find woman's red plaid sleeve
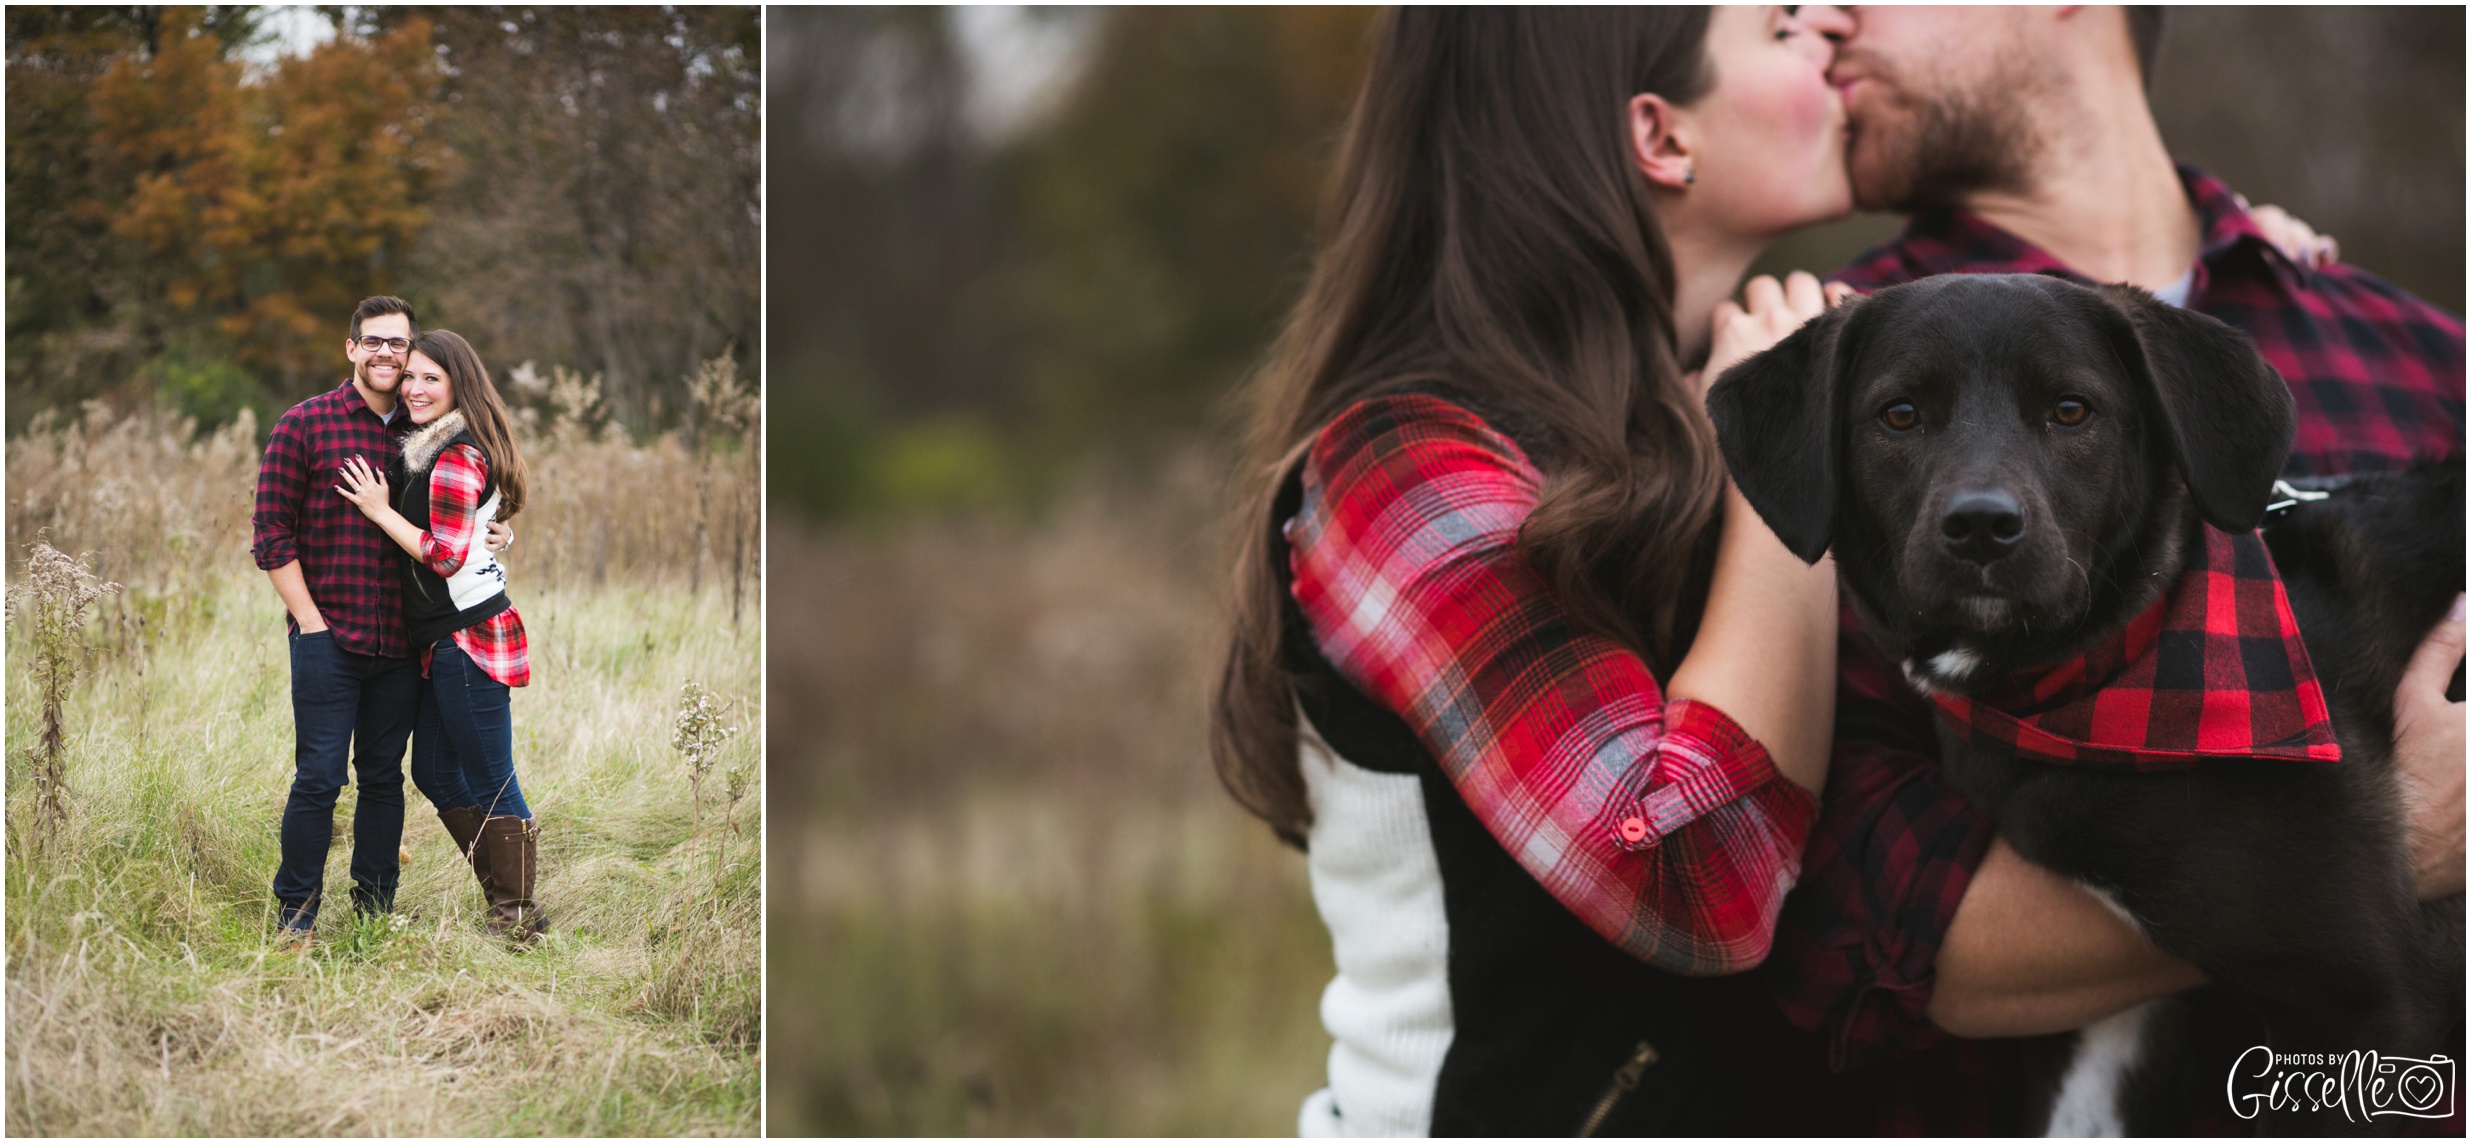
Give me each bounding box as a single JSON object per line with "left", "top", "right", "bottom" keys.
{"left": 419, "top": 444, "right": 487, "bottom": 577}
{"left": 1288, "top": 393, "right": 1819, "bottom": 975}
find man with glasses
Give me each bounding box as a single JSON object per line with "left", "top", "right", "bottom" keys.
{"left": 250, "top": 296, "right": 510, "bottom": 945}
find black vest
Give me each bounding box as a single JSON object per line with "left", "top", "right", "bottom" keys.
{"left": 397, "top": 427, "right": 511, "bottom": 649}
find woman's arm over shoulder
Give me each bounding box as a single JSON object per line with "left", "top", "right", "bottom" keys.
{"left": 1290, "top": 392, "right": 1817, "bottom": 975}
{"left": 420, "top": 443, "right": 490, "bottom": 577}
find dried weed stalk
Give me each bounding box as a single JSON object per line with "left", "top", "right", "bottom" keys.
{"left": 671, "top": 680, "right": 744, "bottom": 873}
{"left": 6, "top": 538, "right": 120, "bottom": 840}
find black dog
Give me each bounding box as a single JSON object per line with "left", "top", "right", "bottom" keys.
{"left": 1705, "top": 273, "right": 2463, "bottom": 1134}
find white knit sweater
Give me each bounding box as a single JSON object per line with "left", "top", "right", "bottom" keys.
{"left": 1294, "top": 719, "right": 1455, "bottom": 1137}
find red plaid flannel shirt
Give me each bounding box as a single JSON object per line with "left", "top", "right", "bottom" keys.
{"left": 416, "top": 443, "right": 530, "bottom": 689}
{"left": 1288, "top": 393, "right": 1818, "bottom": 975}
{"left": 1767, "top": 165, "right": 2465, "bottom": 1132}
{"left": 253, "top": 380, "right": 414, "bottom": 658}
{"left": 1936, "top": 526, "right": 2337, "bottom": 770}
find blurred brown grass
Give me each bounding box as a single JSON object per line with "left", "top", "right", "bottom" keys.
{"left": 767, "top": 452, "right": 1335, "bottom": 1135}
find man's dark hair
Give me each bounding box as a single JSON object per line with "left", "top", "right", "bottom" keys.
{"left": 2128, "top": 7, "right": 2164, "bottom": 89}
{"left": 350, "top": 295, "right": 418, "bottom": 338}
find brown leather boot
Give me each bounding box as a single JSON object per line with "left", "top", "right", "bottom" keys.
{"left": 477, "top": 814, "right": 545, "bottom": 941}
{"left": 436, "top": 805, "right": 493, "bottom": 904}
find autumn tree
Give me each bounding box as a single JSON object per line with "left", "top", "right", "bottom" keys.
{"left": 8, "top": 5, "right": 760, "bottom": 435}
{"left": 4, "top": 8, "right": 258, "bottom": 422}
{"left": 386, "top": 6, "right": 761, "bottom": 432}
{"left": 93, "top": 9, "right": 442, "bottom": 396}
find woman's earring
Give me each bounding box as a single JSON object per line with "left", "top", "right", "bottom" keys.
{"left": 1684, "top": 166, "right": 1696, "bottom": 186}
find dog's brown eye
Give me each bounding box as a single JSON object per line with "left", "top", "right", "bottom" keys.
{"left": 1881, "top": 402, "right": 1919, "bottom": 431}
{"left": 2053, "top": 398, "right": 2090, "bottom": 426}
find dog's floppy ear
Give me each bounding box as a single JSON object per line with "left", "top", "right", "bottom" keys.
{"left": 1704, "top": 298, "right": 1863, "bottom": 564}
{"left": 2096, "top": 284, "right": 2296, "bottom": 532}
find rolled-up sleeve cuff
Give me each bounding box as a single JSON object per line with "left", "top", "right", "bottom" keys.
{"left": 1606, "top": 697, "right": 1818, "bottom": 854}
{"left": 1764, "top": 754, "right": 1997, "bottom": 1071}
{"left": 253, "top": 534, "right": 298, "bottom": 570}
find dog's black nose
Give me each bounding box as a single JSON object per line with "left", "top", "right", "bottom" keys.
{"left": 1940, "top": 491, "right": 2025, "bottom": 563}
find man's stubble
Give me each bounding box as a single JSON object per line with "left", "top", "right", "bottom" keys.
{"left": 1842, "top": 44, "right": 2052, "bottom": 214}
{"left": 355, "top": 356, "right": 402, "bottom": 396}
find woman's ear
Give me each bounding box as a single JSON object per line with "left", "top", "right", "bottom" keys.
{"left": 1628, "top": 93, "right": 1695, "bottom": 192}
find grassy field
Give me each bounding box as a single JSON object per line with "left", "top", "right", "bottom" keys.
{"left": 6, "top": 571, "right": 761, "bottom": 1135}
{"left": 767, "top": 458, "right": 1336, "bottom": 1135}
{"left": 6, "top": 403, "right": 761, "bottom": 1136}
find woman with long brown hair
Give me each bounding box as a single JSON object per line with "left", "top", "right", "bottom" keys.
{"left": 337, "top": 329, "right": 547, "bottom": 943}
{"left": 1209, "top": 7, "right": 1859, "bottom": 1133}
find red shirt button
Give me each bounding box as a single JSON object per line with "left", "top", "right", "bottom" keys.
{"left": 1618, "top": 817, "right": 1648, "bottom": 844}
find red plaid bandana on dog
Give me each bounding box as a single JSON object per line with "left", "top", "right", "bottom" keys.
{"left": 1287, "top": 393, "right": 1816, "bottom": 975}
{"left": 1929, "top": 526, "right": 2339, "bottom": 770}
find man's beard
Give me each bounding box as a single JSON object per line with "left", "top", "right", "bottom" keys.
{"left": 1845, "top": 55, "right": 2044, "bottom": 213}
{"left": 357, "top": 358, "right": 402, "bottom": 393}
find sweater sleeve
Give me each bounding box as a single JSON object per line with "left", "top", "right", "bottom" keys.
{"left": 1287, "top": 393, "right": 1819, "bottom": 975}
{"left": 419, "top": 444, "right": 488, "bottom": 577}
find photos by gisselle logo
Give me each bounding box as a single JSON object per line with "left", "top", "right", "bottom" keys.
{"left": 2227, "top": 1047, "right": 2457, "bottom": 1123}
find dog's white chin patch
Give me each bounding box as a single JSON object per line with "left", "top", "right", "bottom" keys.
{"left": 1903, "top": 647, "right": 1982, "bottom": 693}
{"left": 1928, "top": 647, "right": 1981, "bottom": 684}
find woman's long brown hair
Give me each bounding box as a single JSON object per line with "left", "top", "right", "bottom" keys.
{"left": 1211, "top": 8, "right": 1725, "bottom": 848}
{"left": 414, "top": 329, "right": 530, "bottom": 519}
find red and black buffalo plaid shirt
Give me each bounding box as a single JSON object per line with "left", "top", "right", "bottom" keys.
{"left": 1768, "top": 165, "right": 2464, "bottom": 1133}
{"left": 252, "top": 380, "right": 414, "bottom": 659}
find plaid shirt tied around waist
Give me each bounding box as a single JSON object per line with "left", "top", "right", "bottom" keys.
{"left": 1287, "top": 393, "right": 1816, "bottom": 976}
{"left": 1931, "top": 526, "right": 2338, "bottom": 771}
{"left": 252, "top": 380, "right": 411, "bottom": 658}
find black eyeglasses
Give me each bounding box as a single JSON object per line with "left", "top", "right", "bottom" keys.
{"left": 355, "top": 335, "right": 411, "bottom": 353}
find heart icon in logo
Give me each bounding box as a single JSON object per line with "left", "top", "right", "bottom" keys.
{"left": 2399, "top": 1066, "right": 2443, "bottom": 1110}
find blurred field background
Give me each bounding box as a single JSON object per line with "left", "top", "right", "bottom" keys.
{"left": 769, "top": 6, "right": 2467, "bottom": 1136}
{"left": 6, "top": 6, "right": 760, "bottom": 1135}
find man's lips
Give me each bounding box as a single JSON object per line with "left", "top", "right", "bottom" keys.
{"left": 1826, "top": 55, "right": 1882, "bottom": 99}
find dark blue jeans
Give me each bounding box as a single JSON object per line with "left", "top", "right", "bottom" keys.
{"left": 273, "top": 630, "right": 420, "bottom": 927}
{"left": 411, "top": 638, "right": 531, "bottom": 821}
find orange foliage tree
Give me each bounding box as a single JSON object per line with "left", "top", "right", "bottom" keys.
{"left": 82, "top": 8, "right": 445, "bottom": 397}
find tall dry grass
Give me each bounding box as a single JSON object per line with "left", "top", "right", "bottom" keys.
{"left": 4, "top": 378, "right": 761, "bottom": 1136}
{"left": 768, "top": 452, "right": 1334, "bottom": 1135}
{"left": 6, "top": 359, "right": 760, "bottom": 607}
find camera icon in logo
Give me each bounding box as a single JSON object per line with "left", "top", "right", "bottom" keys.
{"left": 2382, "top": 1055, "right": 2456, "bottom": 1120}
